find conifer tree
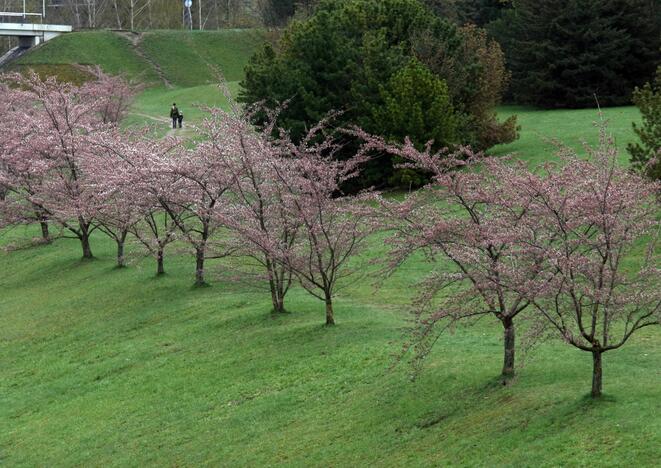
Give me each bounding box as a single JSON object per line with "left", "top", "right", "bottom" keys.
{"left": 501, "top": 0, "right": 660, "bottom": 108}
{"left": 628, "top": 66, "right": 661, "bottom": 180}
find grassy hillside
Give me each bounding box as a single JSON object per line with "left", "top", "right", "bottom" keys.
{"left": 9, "top": 29, "right": 642, "bottom": 165}
{"left": 492, "top": 106, "right": 641, "bottom": 166}
{"left": 123, "top": 83, "right": 239, "bottom": 136}
{"left": 12, "top": 31, "right": 160, "bottom": 83}
{"left": 9, "top": 29, "right": 263, "bottom": 88}
{"left": 0, "top": 223, "right": 659, "bottom": 466}
{"left": 2, "top": 29, "right": 657, "bottom": 465}
{"left": 139, "top": 30, "right": 264, "bottom": 86}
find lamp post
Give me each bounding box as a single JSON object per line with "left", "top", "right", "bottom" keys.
{"left": 183, "top": 0, "right": 192, "bottom": 31}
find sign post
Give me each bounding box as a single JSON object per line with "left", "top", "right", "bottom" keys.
{"left": 183, "top": 0, "right": 192, "bottom": 31}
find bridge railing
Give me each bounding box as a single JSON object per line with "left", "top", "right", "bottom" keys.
{"left": 0, "top": 0, "right": 46, "bottom": 22}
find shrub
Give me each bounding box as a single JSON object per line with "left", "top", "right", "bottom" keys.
{"left": 240, "top": 0, "right": 514, "bottom": 189}
{"left": 372, "top": 59, "right": 458, "bottom": 187}
{"left": 628, "top": 66, "right": 661, "bottom": 181}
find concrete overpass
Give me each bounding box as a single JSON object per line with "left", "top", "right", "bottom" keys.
{"left": 0, "top": 22, "right": 72, "bottom": 48}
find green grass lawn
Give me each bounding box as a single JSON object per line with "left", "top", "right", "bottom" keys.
{"left": 0, "top": 221, "right": 659, "bottom": 466}
{"left": 139, "top": 30, "right": 264, "bottom": 87}
{"left": 8, "top": 29, "right": 262, "bottom": 90}
{"left": 2, "top": 30, "right": 658, "bottom": 466}
{"left": 492, "top": 105, "right": 641, "bottom": 166}
{"left": 12, "top": 31, "right": 160, "bottom": 83}
{"left": 124, "top": 83, "right": 239, "bottom": 136}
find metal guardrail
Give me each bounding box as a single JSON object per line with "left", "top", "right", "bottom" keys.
{"left": 1, "top": 13, "right": 43, "bottom": 16}
{"left": 0, "top": 0, "right": 47, "bottom": 20}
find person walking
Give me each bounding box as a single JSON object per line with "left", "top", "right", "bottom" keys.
{"left": 170, "top": 103, "right": 179, "bottom": 129}
{"left": 177, "top": 111, "right": 184, "bottom": 129}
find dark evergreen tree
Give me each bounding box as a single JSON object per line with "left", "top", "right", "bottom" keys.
{"left": 498, "top": 0, "right": 660, "bottom": 108}
{"left": 257, "top": 0, "right": 319, "bottom": 27}
{"left": 424, "top": 0, "right": 512, "bottom": 26}
{"left": 628, "top": 66, "right": 661, "bottom": 181}
{"left": 258, "top": 0, "right": 296, "bottom": 26}
{"left": 240, "top": 0, "right": 515, "bottom": 189}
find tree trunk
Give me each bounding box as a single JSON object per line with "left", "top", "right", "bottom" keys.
{"left": 79, "top": 219, "right": 93, "bottom": 259}
{"left": 267, "top": 259, "right": 286, "bottom": 313}
{"left": 194, "top": 247, "right": 206, "bottom": 286}
{"left": 325, "top": 293, "right": 335, "bottom": 326}
{"left": 40, "top": 220, "right": 50, "bottom": 242}
{"left": 502, "top": 317, "right": 515, "bottom": 381}
{"left": 156, "top": 249, "right": 165, "bottom": 275}
{"left": 116, "top": 232, "right": 127, "bottom": 268}
{"left": 80, "top": 233, "right": 93, "bottom": 259}
{"left": 591, "top": 349, "right": 603, "bottom": 398}
{"left": 268, "top": 278, "right": 285, "bottom": 313}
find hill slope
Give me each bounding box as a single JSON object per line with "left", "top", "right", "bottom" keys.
{"left": 0, "top": 224, "right": 659, "bottom": 466}
{"left": 11, "top": 31, "right": 160, "bottom": 84}
{"left": 0, "top": 26, "right": 658, "bottom": 466}
{"left": 9, "top": 29, "right": 263, "bottom": 88}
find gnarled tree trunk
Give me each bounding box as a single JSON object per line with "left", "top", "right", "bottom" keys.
{"left": 502, "top": 317, "right": 515, "bottom": 381}
{"left": 591, "top": 349, "right": 603, "bottom": 398}
{"left": 156, "top": 249, "right": 165, "bottom": 275}
{"left": 325, "top": 291, "right": 335, "bottom": 326}
{"left": 78, "top": 219, "right": 93, "bottom": 259}
{"left": 195, "top": 247, "right": 206, "bottom": 286}
{"left": 267, "top": 258, "right": 287, "bottom": 313}
{"left": 40, "top": 220, "right": 50, "bottom": 242}
{"left": 116, "top": 231, "right": 128, "bottom": 268}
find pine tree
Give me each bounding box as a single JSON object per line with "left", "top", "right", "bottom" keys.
{"left": 628, "top": 66, "right": 661, "bottom": 181}
{"left": 502, "top": 0, "right": 660, "bottom": 108}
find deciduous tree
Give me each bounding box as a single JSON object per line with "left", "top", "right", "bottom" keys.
{"left": 268, "top": 119, "right": 377, "bottom": 325}
{"left": 199, "top": 101, "right": 298, "bottom": 313}
{"left": 522, "top": 130, "right": 661, "bottom": 397}
{"left": 91, "top": 131, "right": 182, "bottom": 275}
{"left": 357, "top": 131, "right": 549, "bottom": 381}
{"left": 0, "top": 71, "right": 133, "bottom": 258}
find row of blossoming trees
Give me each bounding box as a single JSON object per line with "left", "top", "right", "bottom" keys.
{"left": 0, "top": 72, "right": 659, "bottom": 398}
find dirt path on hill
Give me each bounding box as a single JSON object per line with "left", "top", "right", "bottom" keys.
{"left": 128, "top": 112, "right": 192, "bottom": 138}
{"left": 113, "top": 31, "right": 173, "bottom": 88}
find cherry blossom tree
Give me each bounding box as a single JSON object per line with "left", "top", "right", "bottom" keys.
{"left": 84, "top": 147, "right": 141, "bottom": 268}
{"left": 356, "top": 132, "right": 549, "bottom": 381}
{"left": 0, "top": 71, "right": 135, "bottom": 259}
{"left": 83, "top": 66, "right": 138, "bottom": 125}
{"left": 131, "top": 210, "right": 179, "bottom": 276}
{"left": 521, "top": 130, "right": 661, "bottom": 397}
{"left": 361, "top": 125, "right": 660, "bottom": 392}
{"left": 199, "top": 103, "right": 298, "bottom": 313}
{"left": 267, "top": 119, "right": 377, "bottom": 326}
{"left": 93, "top": 125, "right": 232, "bottom": 284}
{"left": 0, "top": 81, "right": 53, "bottom": 241}
{"left": 155, "top": 145, "right": 235, "bottom": 286}
{"left": 89, "top": 130, "right": 181, "bottom": 275}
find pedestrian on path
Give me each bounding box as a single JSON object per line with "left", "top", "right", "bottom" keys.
{"left": 170, "top": 103, "right": 179, "bottom": 129}
{"left": 177, "top": 111, "right": 184, "bottom": 129}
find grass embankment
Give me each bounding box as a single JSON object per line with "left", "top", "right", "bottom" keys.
{"left": 12, "top": 31, "right": 160, "bottom": 84}
{"left": 1, "top": 217, "right": 659, "bottom": 466}
{"left": 10, "top": 29, "right": 261, "bottom": 87}
{"left": 139, "top": 30, "right": 264, "bottom": 86}
{"left": 1, "top": 107, "right": 659, "bottom": 466}
{"left": 2, "top": 32, "right": 657, "bottom": 465}
{"left": 7, "top": 29, "right": 262, "bottom": 131}
{"left": 9, "top": 29, "right": 640, "bottom": 162}
{"left": 493, "top": 105, "right": 641, "bottom": 165}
